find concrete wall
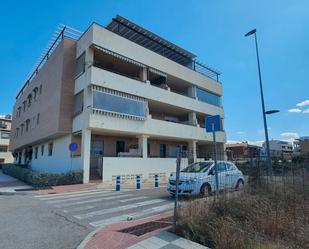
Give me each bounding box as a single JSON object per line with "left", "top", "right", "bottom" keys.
{"left": 102, "top": 157, "right": 188, "bottom": 181}
{"left": 31, "top": 135, "right": 82, "bottom": 173}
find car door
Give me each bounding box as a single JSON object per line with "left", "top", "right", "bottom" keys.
{"left": 225, "top": 162, "right": 237, "bottom": 189}
{"left": 216, "top": 162, "right": 227, "bottom": 190}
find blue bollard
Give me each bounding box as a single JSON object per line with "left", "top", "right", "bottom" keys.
{"left": 136, "top": 175, "right": 141, "bottom": 190}
{"left": 154, "top": 174, "right": 159, "bottom": 188}
{"left": 116, "top": 176, "right": 121, "bottom": 192}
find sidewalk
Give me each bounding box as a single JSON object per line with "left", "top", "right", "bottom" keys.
{"left": 79, "top": 212, "right": 209, "bottom": 249}
{"left": 0, "top": 170, "right": 32, "bottom": 192}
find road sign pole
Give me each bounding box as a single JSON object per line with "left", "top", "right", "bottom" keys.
{"left": 212, "top": 123, "right": 219, "bottom": 195}
{"left": 173, "top": 147, "right": 181, "bottom": 231}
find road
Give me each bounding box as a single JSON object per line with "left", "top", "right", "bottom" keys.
{"left": 0, "top": 187, "right": 173, "bottom": 249}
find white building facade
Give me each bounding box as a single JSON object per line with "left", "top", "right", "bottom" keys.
{"left": 0, "top": 115, "right": 14, "bottom": 164}
{"left": 10, "top": 16, "right": 226, "bottom": 183}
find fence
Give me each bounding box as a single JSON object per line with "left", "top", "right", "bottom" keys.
{"left": 172, "top": 149, "right": 309, "bottom": 249}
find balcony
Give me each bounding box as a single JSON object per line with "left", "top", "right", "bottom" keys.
{"left": 90, "top": 66, "right": 224, "bottom": 117}
{"left": 88, "top": 110, "right": 226, "bottom": 143}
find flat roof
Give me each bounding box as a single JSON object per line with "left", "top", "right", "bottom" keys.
{"left": 106, "top": 15, "right": 196, "bottom": 66}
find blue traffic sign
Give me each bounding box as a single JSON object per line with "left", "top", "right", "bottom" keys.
{"left": 69, "top": 142, "right": 78, "bottom": 152}
{"left": 205, "top": 115, "right": 222, "bottom": 132}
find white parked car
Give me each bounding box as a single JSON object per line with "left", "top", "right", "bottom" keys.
{"left": 167, "top": 161, "right": 244, "bottom": 197}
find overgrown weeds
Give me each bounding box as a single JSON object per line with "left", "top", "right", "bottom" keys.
{"left": 176, "top": 175, "right": 309, "bottom": 249}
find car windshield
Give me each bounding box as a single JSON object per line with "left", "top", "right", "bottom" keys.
{"left": 181, "top": 162, "right": 213, "bottom": 173}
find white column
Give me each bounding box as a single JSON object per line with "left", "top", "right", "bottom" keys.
{"left": 188, "top": 140, "right": 197, "bottom": 162}
{"left": 188, "top": 112, "right": 197, "bottom": 126}
{"left": 81, "top": 129, "right": 91, "bottom": 183}
{"left": 138, "top": 135, "right": 148, "bottom": 158}
{"left": 187, "top": 86, "right": 197, "bottom": 99}
{"left": 140, "top": 67, "right": 148, "bottom": 82}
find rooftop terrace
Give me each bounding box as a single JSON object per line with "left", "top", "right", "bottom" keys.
{"left": 16, "top": 16, "right": 221, "bottom": 100}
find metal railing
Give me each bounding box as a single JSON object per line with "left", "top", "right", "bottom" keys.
{"left": 16, "top": 25, "right": 82, "bottom": 100}
{"left": 190, "top": 60, "right": 221, "bottom": 82}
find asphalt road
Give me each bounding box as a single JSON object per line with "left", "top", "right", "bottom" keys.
{"left": 0, "top": 188, "right": 173, "bottom": 249}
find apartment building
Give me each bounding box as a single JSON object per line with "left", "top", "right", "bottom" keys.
{"left": 262, "top": 140, "right": 293, "bottom": 159}
{"left": 10, "top": 16, "right": 226, "bottom": 183}
{"left": 226, "top": 142, "right": 261, "bottom": 159}
{"left": 0, "top": 115, "right": 14, "bottom": 164}
{"left": 294, "top": 136, "right": 309, "bottom": 155}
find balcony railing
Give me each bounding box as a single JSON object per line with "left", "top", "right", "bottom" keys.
{"left": 16, "top": 25, "right": 82, "bottom": 100}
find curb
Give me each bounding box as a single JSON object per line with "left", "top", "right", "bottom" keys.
{"left": 76, "top": 227, "right": 102, "bottom": 249}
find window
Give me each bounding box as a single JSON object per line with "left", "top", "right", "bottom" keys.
{"left": 23, "top": 101, "right": 27, "bottom": 112}
{"left": 27, "top": 94, "right": 32, "bottom": 107}
{"left": 17, "top": 107, "right": 22, "bottom": 117}
{"left": 75, "top": 52, "right": 85, "bottom": 78}
{"left": 39, "top": 84, "right": 42, "bottom": 95}
{"left": 33, "top": 87, "right": 38, "bottom": 101}
{"left": 74, "top": 91, "right": 84, "bottom": 115}
{"left": 0, "top": 146, "right": 8, "bottom": 152}
{"left": 34, "top": 147, "right": 38, "bottom": 159}
{"left": 160, "top": 144, "right": 166, "bottom": 158}
{"left": 25, "top": 119, "right": 30, "bottom": 132}
{"left": 48, "top": 143, "right": 53, "bottom": 156}
{"left": 37, "top": 113, "right": 40, "bottom": 125}
{"left": 1, "top": 132, "right": 10, "bottom": 139}
{"left": 116, "top": 141, "right": 125, "bottom": 155}
{"left": 217, "top": 162, "right": 227, "bottom": 172}
{"left": 20, "top": 124, "right": 24, "bottom": 136}
{"left": 41, "top": 144, "right": 44, "bottom": 156}
{"left": 196, "top": 88, "right": 222, "bottom": 107}
{"left": 93, "top": 90, "right": 146, "bottom": 117}
{"left": 16, "top": 128, "right": 19, "bottom": 137}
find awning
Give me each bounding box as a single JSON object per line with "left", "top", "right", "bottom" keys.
{"left": 93, "top": 44, "right": 145, "bottom": 68}
{"left": 149, "top": 67, "right": 167, "bottom": 78}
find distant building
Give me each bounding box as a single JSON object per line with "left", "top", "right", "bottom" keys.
{"left": 263, "top": 140, "right": 293, "bottom": 159}
{"left": 0, "top": 115, "right": 14, "bottom": 164}
{"left": 294, "top": 136, "right": 309, "bottom": 155}
{"left": 226, "top": 142, "right": 261, "bottom": 159}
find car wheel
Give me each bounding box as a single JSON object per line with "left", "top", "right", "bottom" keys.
{"left": 200, "top": 183, "right": 211, "bottom": 197}
{"left": 236, "top": 179, "right": 244, "bottom": 191}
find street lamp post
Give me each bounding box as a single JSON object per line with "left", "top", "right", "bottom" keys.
{"left": 245, "top": 29, "right": 273, "bottom": 176}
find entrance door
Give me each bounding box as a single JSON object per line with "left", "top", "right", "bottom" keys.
{"left": 116, "top": 141, "right": 125, "bottom": 156}
{"left": 90, "top": 140, "right": 104, "bottom": 180}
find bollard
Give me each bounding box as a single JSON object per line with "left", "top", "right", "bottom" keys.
{"left": 136, "top": 175, "right": 141, "bottom": 190}
{"left": 116, "top": 176, "right": 121, "bottom": 192}
{"left": 154, "top": 174, "right": 159, "bottom": 188}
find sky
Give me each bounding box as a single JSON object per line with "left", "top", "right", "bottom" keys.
{"left": 0, "top": 0, "right": 308, "bottom": 144}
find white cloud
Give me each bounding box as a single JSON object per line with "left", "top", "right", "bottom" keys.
{"left": 236, "top": 131, "right": 245, "bottom": 135}
{"left": 280, "top": 132, "right": 299, "bottom": 142}
{"left": 296, "top": 100, "right": 309, "bottom": 107}
{"left": 288, "top": 108, "right": 302, "bottom": 113}
{"left": 303, "top": 109, "right": 309, "bottom": 113}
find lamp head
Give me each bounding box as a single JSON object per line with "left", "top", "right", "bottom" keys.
{"left": 245, "top": 29, "right": 257, "bottom": 37}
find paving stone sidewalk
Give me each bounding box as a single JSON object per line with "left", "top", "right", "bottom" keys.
{"left": 128, "top": 231, "right": 209, "bottom": 249}
{"left": 0, "top": 170, "right": 32, "bottom": 192}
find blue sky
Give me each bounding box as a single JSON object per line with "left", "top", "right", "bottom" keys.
{"left": 0, "top": 0, "right": 308, "bottom": 144}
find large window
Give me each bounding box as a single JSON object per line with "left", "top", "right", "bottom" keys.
{"left": 0, "top": 146, "right": 8, "bottom": 152}
{"left": 74, "top": 91, "right": 84, "bottom": 116}
{"left": 196, "top": 88, "right": 222, "bottom": 107}
{"left": 93, "top": 90, "right": 146, "bottom": 118}
{"left": 75, "top": 52, "right": 85, "bottom": 78}
{"left": 48, "top": 143, "right": 53, "bottom": 156}
{"left": 1, "top": 132, "right": 10, "bottom": 139}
